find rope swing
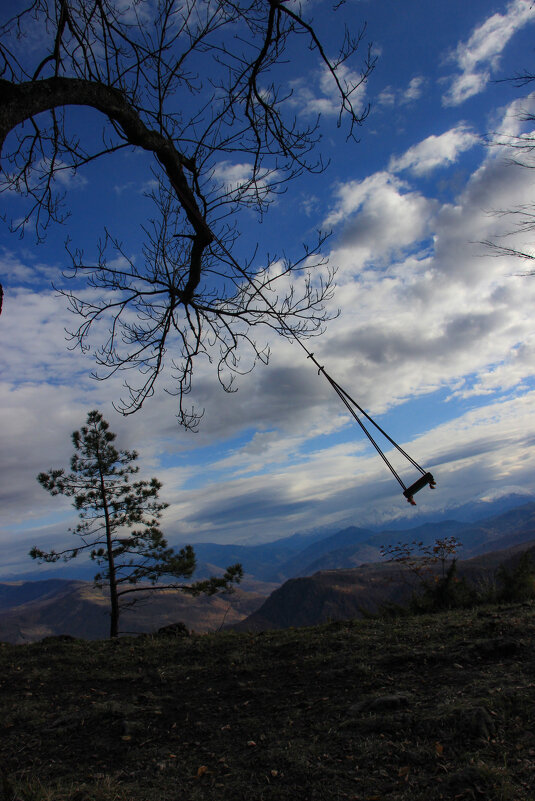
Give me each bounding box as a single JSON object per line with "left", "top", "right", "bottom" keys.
{"left": 305, "top": 352, "right": 436, "bottom": 505}
{"left": 212, "top": 237, "right": 437, "bottom": 505}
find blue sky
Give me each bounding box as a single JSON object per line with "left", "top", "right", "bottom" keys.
{"left": 2, "top": 0, "right": 535, "bottom": 577}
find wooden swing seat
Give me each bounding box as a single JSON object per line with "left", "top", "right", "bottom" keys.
{"left": 403, "top": 472, "right": 436, "bottom": 505}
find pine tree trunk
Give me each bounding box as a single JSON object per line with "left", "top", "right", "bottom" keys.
{"left": 97, "top": 460, "right": 120, "bottom": 638}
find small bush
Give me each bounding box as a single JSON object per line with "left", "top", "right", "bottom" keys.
{"left": 496, "top": 552, "right": 535, "bottom": 603}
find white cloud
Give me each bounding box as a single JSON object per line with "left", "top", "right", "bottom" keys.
{"left": 154, "top": 388, "right": 535, "bottom": 544}
{"left": 443, "top": 0, "right": 535, "bottom": 106}
{"left": 0, "top": 286, "right": 100, "bottom": 385}
{"left": 1, "top": 156, "right": 87, "bottom": 200}
{"left": 315, "top": 105, "right": 535, "bottom": 426}
{"left": 0, "top": 250, "right": 52, "bottom": 283}
{"left": 114, "top": 178, "right": 158, "bottom": 196}
{"left": 450, "top": 337, "right": 535, "bottom": 399}
{"left": 323, "top": 172, "right": 436, "bottom": 262}
{"left": 388, "top": 125, "right": 480, "bottom": 175}
{"left": 291, "top": 63, "right": 368, "bottom": 118}
{"left": 378, "top": 76, "right": 427, "bottom": 107}
{"left": 377, "top": 87, "right": 396, "bottom": 107}
{"left": 212, "top": 161, "right": 259, "bottom": 195}
{"left": 444, "top": 71, "right": 490, "bottom": 107}
{"left": 487, "top": 92, "right": 535, "bottom": 154}
{"left": 211, "top": 160, "right": 278, "bottom": 205}
{"left": 404, "top": 76, "right": 426, "bottom": 103}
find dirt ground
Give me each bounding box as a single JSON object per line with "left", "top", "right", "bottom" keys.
{"left": 1, "top": 603, "right": 534, "bottom": 800}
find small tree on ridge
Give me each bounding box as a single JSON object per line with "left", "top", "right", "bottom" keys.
{"left": 380, "top": 536, "right": 474, "bottom": 612}
{"left": 32, "top": 410, "right": 242, "bottom": 637}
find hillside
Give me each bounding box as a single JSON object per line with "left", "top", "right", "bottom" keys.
{"left": 1, "top": 603, "right": 534, "bottom": 800}
{"left": 232, "top": 561, "right": 410, "bottom": 631}
{"left": 234, "top": 540, "right": 535, "bottom": 631}
{"left": 272, "top": 525, "right": 377, "bottom": 579}
{"left": 0, "top": 579, "right": 276, "bottom": 644}
{"left": 0, "top": 579, "right": 87, "bottom": 609}
{"left": 190, "top": 529, "right": 328, "bottom": 582}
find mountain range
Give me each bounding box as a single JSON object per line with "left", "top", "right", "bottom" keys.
{"left": 7, "top": 493, "right": 533, "bottom": 585}
{"left": 192, "top": 498, "right": 535, "bottom": 581}
{"left": 2, "top": 498, "right": 535, "bottom": 642}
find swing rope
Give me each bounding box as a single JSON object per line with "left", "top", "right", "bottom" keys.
{"left": 200, "top": 234, "right": 435, "bottom": 502}
{"left": 306, "top": 354, "right": 424, "bottom": 492}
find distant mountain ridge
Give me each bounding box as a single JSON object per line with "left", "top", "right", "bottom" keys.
{"left": 0, "top": 579, "right": 86, "bottom": 610}
{"left": 5, "top": 494, "right": 535, "bottom": 585}
{"left": 266, "top": 525, "right": 376, "bottom": 580}
{"left": 370, "top": 492, "right": 535, "bottom": 530}
{"left": 201, "top": 500, "right": 535, "bottom": 580}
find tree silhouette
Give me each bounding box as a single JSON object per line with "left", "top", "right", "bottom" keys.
{"left": 0, "top": 0, "right": 374, "bottom": 426}
{"left": 32, "top": 410, "right": 242, "bottom": 637}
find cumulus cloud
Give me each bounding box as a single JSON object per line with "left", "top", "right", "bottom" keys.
{"left": 388, "top": 124, "right": 480, "bottom": 175}
{"left": 318, "top": 153, "right": 535, "bottom": 419}
{"left": 442, "top": 0, "right": 535, "bottom": 106}
{"left": 301, "top": 96, "right": 535, "bottom": 458}
{"left": 493, "top": 92, "right": 535, "bottom": 139}
{"left": 323, "top": 172, "right": 436, "bottom": 261}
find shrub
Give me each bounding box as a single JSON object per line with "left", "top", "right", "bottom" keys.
{"left": 410, "top": 559, "right": 477, "bottom": 614}
{"left": 496, "top": 551, "right": 535, "bottom": 603}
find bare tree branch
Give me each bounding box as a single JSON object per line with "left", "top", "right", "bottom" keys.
{"left": 485, "top": 74, "right": 535, "bottom": 272}
{"left": 0, "top": 0, "right": 374, "bottom": 425}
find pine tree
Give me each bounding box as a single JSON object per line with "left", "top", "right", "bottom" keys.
{"left": 32, "top": 410, "right": 242, "bottom": 637}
